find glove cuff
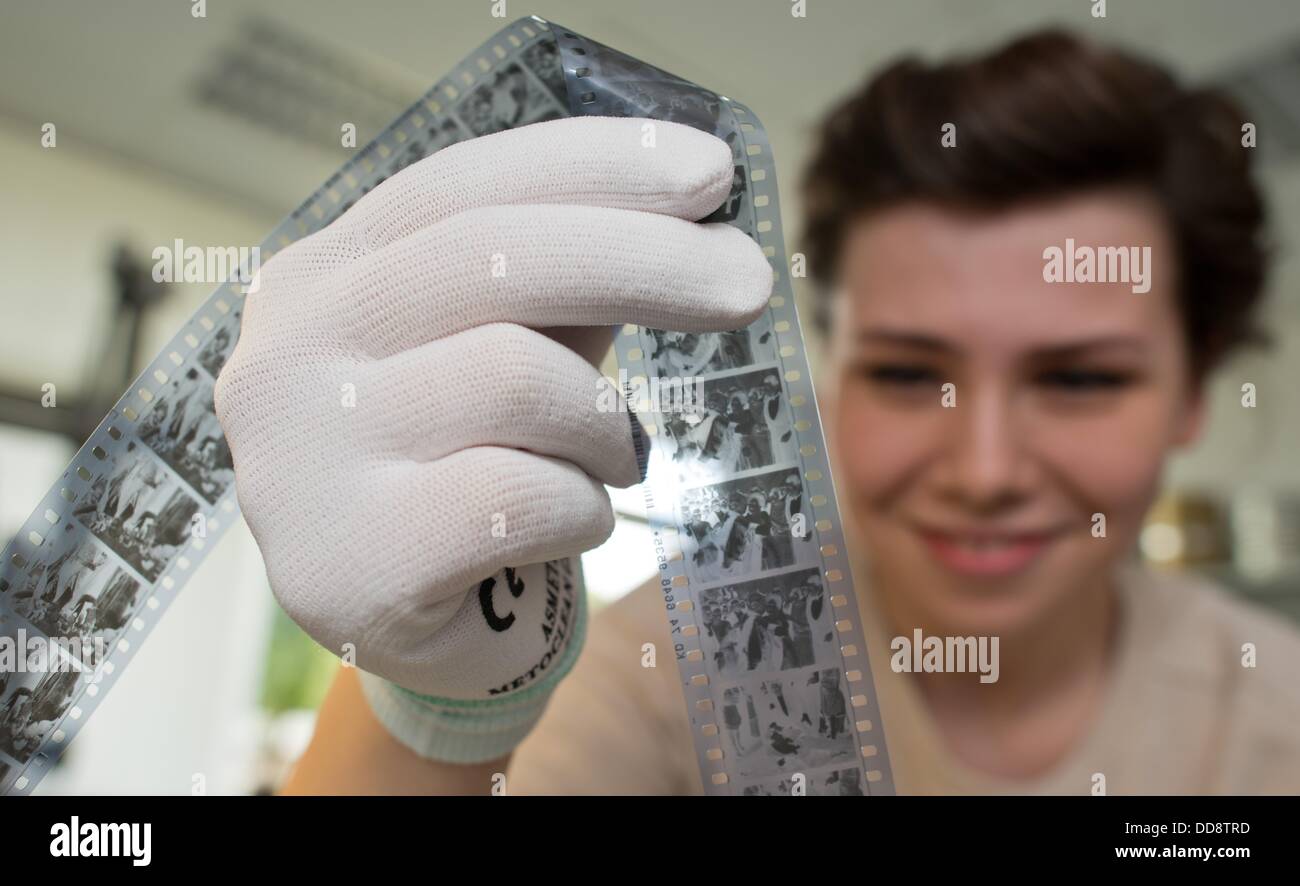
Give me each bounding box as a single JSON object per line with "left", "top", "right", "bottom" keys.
{"left": 357, "top": 590, "right": 588, "bottom": 765}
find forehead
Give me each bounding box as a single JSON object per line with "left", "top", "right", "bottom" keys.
{"left": 836, "top": 191, "right": 1179, "bottom": 348}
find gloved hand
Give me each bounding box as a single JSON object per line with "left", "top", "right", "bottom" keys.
{"left": 214, "top": 115, "right": 771, "bottom": 762}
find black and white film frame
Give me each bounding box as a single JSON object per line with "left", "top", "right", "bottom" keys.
{"left": 0, "top": 16, "right": 893, "bottom": 796}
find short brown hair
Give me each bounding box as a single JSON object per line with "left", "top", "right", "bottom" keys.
{"left": 800, "top": 30, "right": 1269, "bottom": 381}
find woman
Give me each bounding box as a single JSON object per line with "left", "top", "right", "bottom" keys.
{"left": 231, "top": 30, "right": 1300, "bottom": 795}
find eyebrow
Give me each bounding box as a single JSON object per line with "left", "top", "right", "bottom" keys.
{"left": 855, "top": 329, "right": 1148, "bottom": 359}
{"left": 857, "top": 330, "right": 957, "bottom": 353}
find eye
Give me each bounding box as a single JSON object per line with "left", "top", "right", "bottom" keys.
{"left": 858, "top": 363, "right": 939, "bottom": 386}
{"left": 1037, "top": 368, "right": 1134, "bottom": 391}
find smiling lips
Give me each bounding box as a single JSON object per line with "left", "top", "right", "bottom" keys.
{"left": 916, "top": 526, "right": 1061, "bottom": 577}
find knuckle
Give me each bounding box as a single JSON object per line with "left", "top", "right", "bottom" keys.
{"left": 211, "top": 349, "right": 250, "bottom": 429}
{"left": 487, "top": 321, "right": 541, "bottom": 355}
{"left": 585, "top": 495, "right": 617, "bottom": 547}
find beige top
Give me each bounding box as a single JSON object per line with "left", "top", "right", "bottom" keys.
{"left": 508, "top": 563, "right": 1300, "bottom": 794}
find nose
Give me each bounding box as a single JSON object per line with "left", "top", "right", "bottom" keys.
{"left": 935, "top": 383, "right": 1031, "bottom": 512}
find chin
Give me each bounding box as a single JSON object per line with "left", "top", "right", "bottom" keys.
{"left": 907, "top": 572, "right": 1063, "bottom": 638}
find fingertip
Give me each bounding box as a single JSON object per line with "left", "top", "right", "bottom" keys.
{"left": 677, "top": 128, "right": 736, "bottom": 221}
{"left": 712, "top": 224, "right": 776, "bottom": 328}
{"left": 618, "top": 117, "right": 735, "bottom": 220}
{"left": 580, "top": 481, "right": 618, "bottom": 551}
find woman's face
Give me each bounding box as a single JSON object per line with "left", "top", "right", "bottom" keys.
{"left": 825, "top": 190, "right": 1204, "bottom": 637}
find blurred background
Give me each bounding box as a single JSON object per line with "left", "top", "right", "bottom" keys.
{"left": 0, "top": 0, "right": 1297, "bottom": 794}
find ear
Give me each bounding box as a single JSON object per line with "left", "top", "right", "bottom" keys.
{"left": 1171, "top": 380, "right": 1207, "bottom": 448}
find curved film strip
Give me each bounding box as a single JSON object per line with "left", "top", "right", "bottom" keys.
{"left": 0, "top": 16, "right": 893, "bottom": 796}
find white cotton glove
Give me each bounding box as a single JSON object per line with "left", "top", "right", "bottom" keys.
{"left": 214, "top": 115, "right": 772, "bottom": 762}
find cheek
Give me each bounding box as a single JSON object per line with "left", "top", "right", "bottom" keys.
{"left": 831, "top": 377, "right": 938, "bottom": 504}
{"left": 1032, "top": 393, "right": 1177, "bottom": 519}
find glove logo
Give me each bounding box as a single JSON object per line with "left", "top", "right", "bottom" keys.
{"left": 478, "top": 567, "right": 526, "bottom": 632}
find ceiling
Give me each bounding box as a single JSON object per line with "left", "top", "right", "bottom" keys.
{"left": 1, "top": 0, "right": 1298, "bottom": 222}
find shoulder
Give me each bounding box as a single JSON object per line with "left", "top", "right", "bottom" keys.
{"left": 585, "top": 578, "right": 696, "bottom": 746}
{"left": 594, "top": 573, "right": 671, "bottom": 638}
{"left": 1131, "top": 565, "right": 1300, "bottom": 683}
{"left": 508, "top": 577, "right": 702, "bottom": 795}
{"left": 1123, "top": 565, "right": 1300, "bottom": 791}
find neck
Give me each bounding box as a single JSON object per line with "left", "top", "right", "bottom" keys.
{"left": 872, "top": 567, "right": 1120, "bottom": 711}
{"left": 861, "top": 561, "right": 1125, "bottom": 779}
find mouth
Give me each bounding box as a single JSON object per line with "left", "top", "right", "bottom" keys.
{"left": 914, "top": 525, "right": 1063, "bottom": 578}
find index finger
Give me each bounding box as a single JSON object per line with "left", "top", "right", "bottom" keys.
{"left": 345, "top": 115, "right": 737, "bottom": 252}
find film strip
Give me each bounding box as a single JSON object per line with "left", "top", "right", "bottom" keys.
{"left": 0, "top": 16, "right": 893, "bottom": 796}
{"left": 554, "top": 29, "right": 894, "bottom": 796}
